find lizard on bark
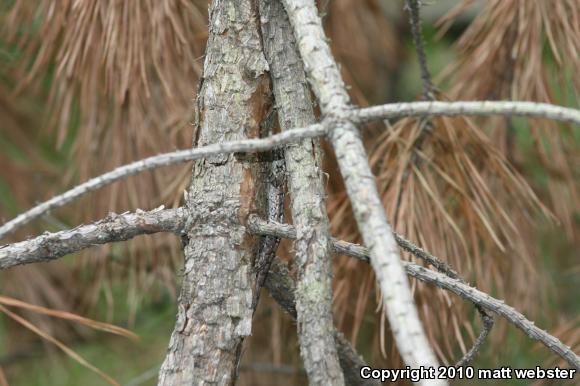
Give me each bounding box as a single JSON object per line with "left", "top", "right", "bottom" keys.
{"left": 252, "top": 107, "right": 286, "bottom": 312}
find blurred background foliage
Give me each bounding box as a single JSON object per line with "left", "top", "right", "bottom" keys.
{"left": 0, "top": 0, "right": 578, "bottom": 385}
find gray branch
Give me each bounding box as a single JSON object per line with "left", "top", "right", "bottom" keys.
{"left": 408, "top": 266, "right": 580, "bottom": 370}
{"left": 390, "top": 226, "right": 495, "bottom": 367}
{"left": 0, "top": 124, "right": 324, "bottom": 241}
{"left": 281, "top": 0, "right": 442, "bottom": 378}
{"left": 265, "top": 259, "right": 381, "bottom": 386}
{"left": 405, "top": 0, "right": 436, "bottom": 101}
{"left": 354, "top": 100, "right": 580, "bottom": 125}
{"left": 455, "top": 308, "right": 494, "bottom": 367}
{"left": 2, "top": 100, "right": 577, "bottom": 242}
{"left": 260, "top": 1, "right": 344, "bottom": 384}
{"left": 254, "top": 213, "right": 497, "bottom": 365}
{"left": 0, "top": 207, "right": 186, "bottom": 270}
{"left": 248, "top": 217, "right": 580, "bottom": 370}
{"left": 3, "top": 209, "right": 577, "bottom": 370}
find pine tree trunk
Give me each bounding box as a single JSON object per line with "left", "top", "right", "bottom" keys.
{"left": 157, "top": 1, "right": 270, "bottom": 384}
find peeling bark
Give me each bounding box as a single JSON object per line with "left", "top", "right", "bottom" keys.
{"left": 259, "top": 1, "right": 344, "bottom": 384}
{"left": 157, "top": 1, "right": 270, "bottom": 384}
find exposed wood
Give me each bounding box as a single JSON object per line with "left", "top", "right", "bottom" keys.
{"left": 157, "top": 1, "right": 270, "bottom": 384}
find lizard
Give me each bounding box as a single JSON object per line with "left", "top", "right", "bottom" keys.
{"left": 251, "top": 106, "right": 286, "bottom": 312}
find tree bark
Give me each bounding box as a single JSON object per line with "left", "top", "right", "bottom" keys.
{"left": 157, "top": 1, "right": 270, "bottom": 384}
{"left": 264, "top": 259, "right": 381, "bottom": 386}
{"left": 281, "top": 1, "right": 442, "bottom": 381}
{"left": 0, "top": 208, "right": 185, "bottom": 270}
{"left": 250, "top": 217, "right": 580, "bottom": 370}
{"left": 259, "top": 1, "right": 344, "bottom": 384}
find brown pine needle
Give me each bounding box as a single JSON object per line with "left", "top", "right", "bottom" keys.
{"left": 0, "top": 304, "right": 120, "bottom": 386}
{"left": 0, "top": 296, "right": 138, "bottom": 340}
{"left": 0, "top": 367, "right": 8, "bottom": 386}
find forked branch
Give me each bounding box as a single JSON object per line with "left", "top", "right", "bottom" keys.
{"left": 248, "top": 216, "right": 580, "bottom": 370}
{"left": 281, "top": 0, "right": 442, "bottom": 378}
{"left": 455, "top": 307, "right": 494, "bottom": 367}
{"left": 2, "top": 211, "right": 577, "bottom": 369}
{"left": 1, "top": 101, "right": 578, "bottom": 241}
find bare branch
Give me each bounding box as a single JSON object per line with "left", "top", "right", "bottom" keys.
{"left": 281, "top": 0, "right": 442, "bottom": 377}
{"left": 402, "top": 0, "right": 437, "bottom": 160}
{"left": 355, "top": 101, "right": 580, "bottom": 125}
{"left": 408, "top": 266, "right": 580, "bottom": 370}
{"left": 265, "top": 259, "right": 381, "bottom": 386}
{"left": 248, "top": 217, "right": 580, "bottom": 370}
{"left": 4, "top": 207, "right": 575, "bottom": 370}
{"left": 0, "top": 125, "right": 323, "bottom": 241}
{"left": 395, "top": 228, "right": 496, "bottom": 367}
{"left": 455, "top": 307, "right": 494, "bottom": 367}
{"left": 405, "top": 0, "right": 436, "bottom": 101}
{"left": 2, "top": 100, "right": 577, "bottom": 241}
{"left": 396, "top": 229, "right": 496, "bottom": 367}
{"left": 0, "top": 208, "right": 186, "bottom": 270}
{"left": 260, "top": 0, "right": 343, "bottom": 383}
{"left": 254, "top": 212, "right": 497, "bottom": 365}
{"left": 249, "top": 215, "right": 459, "bottom": 278}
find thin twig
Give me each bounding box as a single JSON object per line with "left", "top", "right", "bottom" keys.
{"left": 455, "top": 307, "right": 494, "bottom": 367}
{"left": 248, "top": 217, "right": 580, "bottom": 370}
{"left": 399, "top": 0, "right": 437, "bottom": 210}
{"left": 2, "top": 211, "right": 575, "bottom": 368}
{"left": 394, "top": 229, "right": 496, "bottom": 366}
{"left": 405, "top": 0, "right": 436, "bottom": 101}
{"left": 259, "top": 211, "right": 497, "bottom": 365}
{"left": 1, "top": 101, "right": 578, "bottom": 241}
{"left": 407, "top": 265, "right": 580, "bottom": 370}
{"left": 0, "top": 208, "right": 187, "bottom": 270}
{"left": 250, "top": 215, "right": 495, "bottom": 364}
